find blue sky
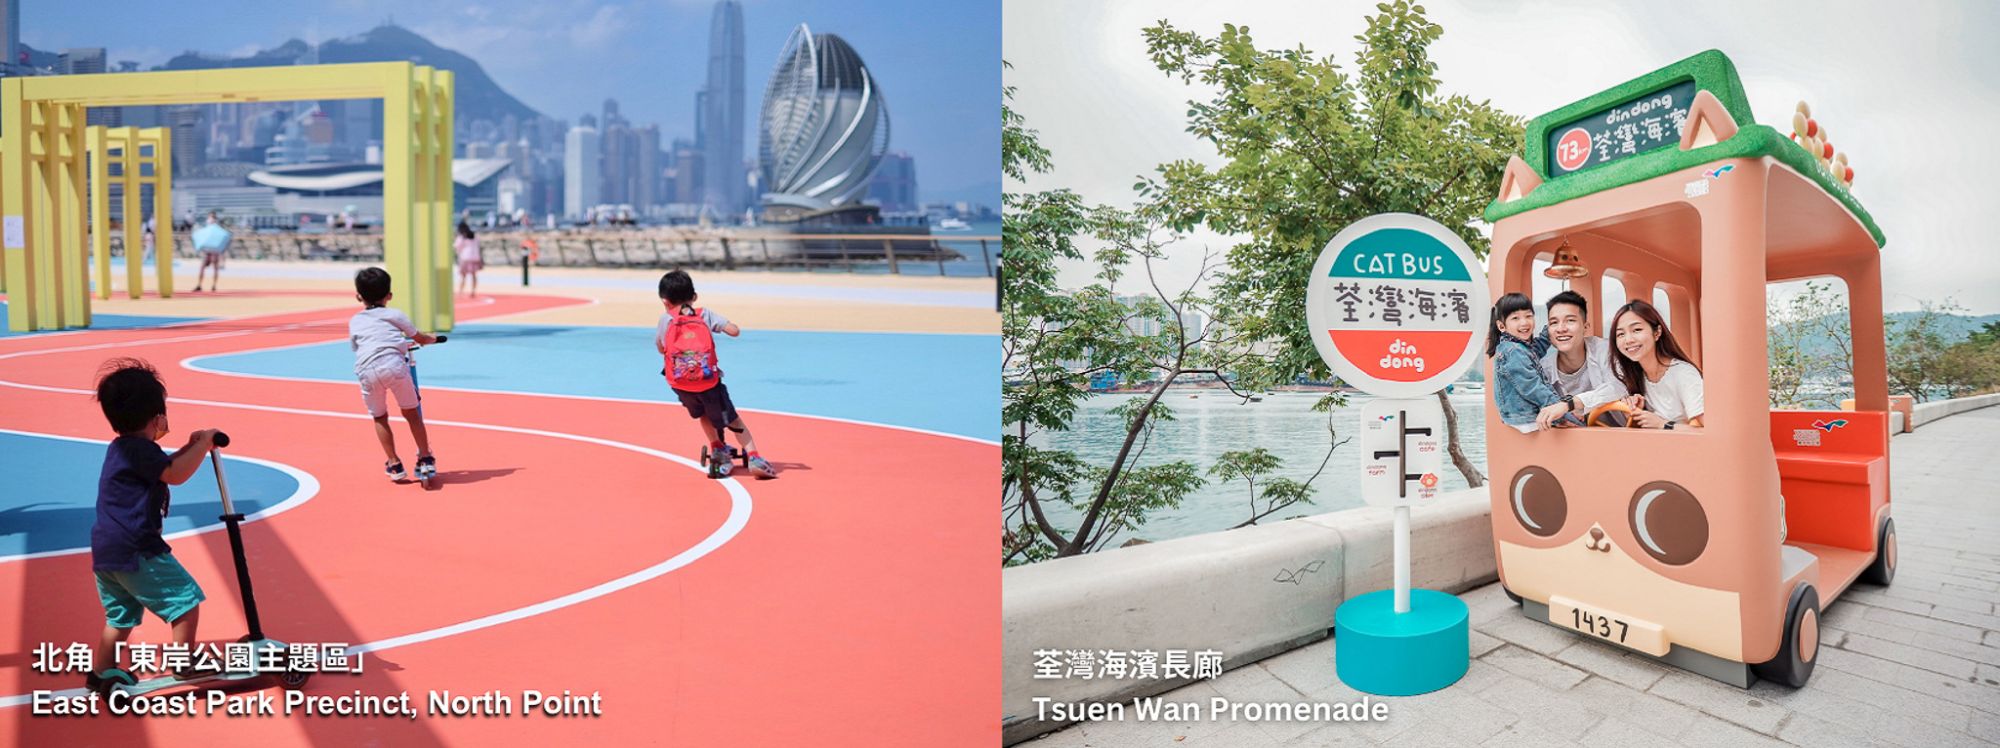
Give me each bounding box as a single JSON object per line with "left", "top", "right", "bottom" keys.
{"left": 29, "top": 0, "right": 999, "bottom": 205}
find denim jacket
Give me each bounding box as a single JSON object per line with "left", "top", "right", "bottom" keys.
{"left": 1493, "top": 333, "right": 1560, "bottom": 426}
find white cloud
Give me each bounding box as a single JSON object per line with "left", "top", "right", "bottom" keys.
{"left": 1007, "top": 0, "right": 2000, "bottom": 314}
{"left": 568, "top": 5, "right": 629, "bottom": 48}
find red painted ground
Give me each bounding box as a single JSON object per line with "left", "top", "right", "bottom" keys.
{"left": 0, "top": 294, "right": 998, "bottom": 746}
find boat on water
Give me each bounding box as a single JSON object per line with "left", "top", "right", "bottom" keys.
{"left": 935, "top": 217, "right": 971, "bottom": 231}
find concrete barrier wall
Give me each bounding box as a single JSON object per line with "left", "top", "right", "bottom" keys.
{"left": 1000, "top": 392, "right": 2000, "bottom": 745}
{"left": 1000, "top": 489, "right": 1493, "bottom": 744}
{"left": 1910, "top": 392, "right": 2000, "bottom": 429}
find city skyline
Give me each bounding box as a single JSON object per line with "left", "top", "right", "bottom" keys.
{"left": 18, "top": 0, "right": 999, "bottom": 208}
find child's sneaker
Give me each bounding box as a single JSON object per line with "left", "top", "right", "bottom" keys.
{"left": 385, "top": 460, "right": 407, "bottom": 482}
{"left": 86, "top": 668, "right": 135, "bottom": 693}
{"left": 747, "top": 456, "right": 775, "bottom": 479}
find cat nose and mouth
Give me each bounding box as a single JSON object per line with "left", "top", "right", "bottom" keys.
{"left": 1584, "top": 526, "right": 1612, "bottom": 553}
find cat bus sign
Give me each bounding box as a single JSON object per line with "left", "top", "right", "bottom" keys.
{"left": 1305, "top": 213, "right": 1489, "bottom": 400}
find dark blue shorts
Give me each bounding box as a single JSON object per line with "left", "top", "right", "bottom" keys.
{"left": 672, "top": 383, "right": 740, "bottom": 432}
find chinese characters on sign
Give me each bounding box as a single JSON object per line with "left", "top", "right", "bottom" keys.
{"left": 1327, "top": 282, "right": 1471, "bottom": 328}
{"left": 31, "top": 640, "right": 363, "bottom": 675}
{"left": 1031, "top": 648, "right": 1224, "bottom": 681}
{"left": 1305, "top": 216, "right": 1488, "bottom": 399}
{"left": 1545, "top": 79, "right": 1700, "bottom": 177}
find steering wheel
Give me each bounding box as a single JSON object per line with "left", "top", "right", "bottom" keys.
{"left": 1586, "top": 400, "right": 1646, "bottom": 428}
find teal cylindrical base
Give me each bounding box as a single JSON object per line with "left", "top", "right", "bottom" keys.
{"left": 1334, "top": 588, "right": 1469, "bottom": 696}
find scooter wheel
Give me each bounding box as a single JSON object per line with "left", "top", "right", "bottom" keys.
{"left": 1860, "top": 518, "right": 1896, "bottom": 587}
{"left": 90, "top": 668, "right": 137, "bottom": 697}
{"left": 699, "top": 446, "right": 711, "bottom": 467}
{"left": 1753, "top": 583, "right": 1821, "bottom": 688}
{"left": 280, "top": 671, "right": 312, "bottom": 690}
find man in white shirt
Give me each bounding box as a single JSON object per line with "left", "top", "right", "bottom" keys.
{"left": 1534, "top": 291, "right": 1627, "bottom": 429}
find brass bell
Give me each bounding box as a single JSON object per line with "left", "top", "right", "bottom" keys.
{"left": 1544, "top": 238, "right": 1588, "bottom": 279}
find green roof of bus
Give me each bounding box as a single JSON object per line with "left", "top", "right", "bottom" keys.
{"left": 1482, "top": 49, "right": 1885, "bottom": 248}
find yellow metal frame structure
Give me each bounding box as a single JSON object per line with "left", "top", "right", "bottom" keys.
{"left": 2, "top": 62, "right": 455, "bottom": 332}
{"left": 87, "top": 126, "right": 173, "bottom": 305}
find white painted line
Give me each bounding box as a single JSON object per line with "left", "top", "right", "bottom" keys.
{"left": 0, "top": 429, "right": 321, "bottom": 564}
{"left": 0, "top": 319, "right": 753, "bottom": 710}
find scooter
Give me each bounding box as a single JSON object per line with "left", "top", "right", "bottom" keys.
{"left": 92, "top": 432, "right": 314, "bottom": 696}
{"left": 408, "top": 335, "right": 447, "bottom": 488}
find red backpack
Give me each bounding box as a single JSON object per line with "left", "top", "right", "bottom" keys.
{"left": 662, "top": 306, "right": 721, "bottom": 391}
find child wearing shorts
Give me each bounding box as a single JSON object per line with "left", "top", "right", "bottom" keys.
{"left": 86, "top": 359, "right": 221, "bottom": 690}
{"left": 657, "top": 270, "right": 774, "bottom": 479}
{"left": 350, "top": 267, "right": 440, "bottom": 481}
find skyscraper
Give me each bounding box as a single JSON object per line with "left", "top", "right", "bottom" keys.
{"left": 0, "top": 0, "right": 19, "bottom": 76}
{"left": 636, "top": 124, "right": 661, "bottom": 210}
{"left": 61, "top": 49, "right": 120, "bottom": 126}
{"left": 758, "top": 26, "right": 891, "bottom": 211}
{"left": 564, "top": 125, "right": 601, "bottom": 219}
{"left": 868, "top": 152, "right": 918, "bottom": 213}
{"left": 699, "top": 0, "right": 745, "bottom": 219}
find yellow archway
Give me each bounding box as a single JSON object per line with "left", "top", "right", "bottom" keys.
{"left": 2, "top": 61, "right": 455, "bottom": 332}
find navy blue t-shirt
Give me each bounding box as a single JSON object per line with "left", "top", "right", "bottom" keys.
{"left": 92, "top": 435, "right": 174, "bottom": 571}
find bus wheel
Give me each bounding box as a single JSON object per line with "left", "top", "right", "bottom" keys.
{"left": 1860, "top": 518, "right": 1896, "bottom": 587}
{"left": 1753, "top": 584, "right": 1820, "bottom": 688}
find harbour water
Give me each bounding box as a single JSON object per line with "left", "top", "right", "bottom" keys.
{"left": 1022, "top": 389, "right": 1490, "bottom": 544}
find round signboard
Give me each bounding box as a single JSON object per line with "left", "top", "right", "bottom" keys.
{"left": 1305, "top": 213, "right": 1489, "bottom": 399}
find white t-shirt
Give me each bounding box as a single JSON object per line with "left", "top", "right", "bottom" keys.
{"left": 655, "top": 308, "right": 731, "bottom": 350}
{"left": 1539, "top": 336, "right": 1624, "bottom": 411}
{"left": 350, "top": 306, "right": 420, "bottom": 375}
{"left": 1643, "top": 359, "right": 1705, "bottom": 425}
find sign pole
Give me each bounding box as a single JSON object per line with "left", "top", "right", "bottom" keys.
{"left": 1395, "top": 407, "right": 1411, "bottom": 614}
{"left": 1308, "top": 212, "right": 1487, "bottom": 697}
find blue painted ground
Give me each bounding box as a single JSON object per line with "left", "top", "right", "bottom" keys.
{"left": 0, "top": 432, "right": 302, "bottom": 558}
{"left": 0, "top": 301, "right": 206, "bottom": 337}
{"left": 195, "top": 323, "right": 998, "bottom": 440}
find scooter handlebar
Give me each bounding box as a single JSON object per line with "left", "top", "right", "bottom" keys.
{"left": 212, "top": 431, "right": 231, "bottom": 449}
{"left": 434, "top": 335, "right": 447, "bottom": 343}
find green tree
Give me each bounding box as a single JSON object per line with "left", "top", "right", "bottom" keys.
{"left": 1767, "top": 281, "right": 1851, "bottom": 407}
{"left": 1885, "top": 299, "right": 1974, "bottom": 402}
{"left": 1002, "top": 69, "right": 1273, "bottom": 563}
{"left": 1138, "top": 1, "right": 1522, "bottom": 486}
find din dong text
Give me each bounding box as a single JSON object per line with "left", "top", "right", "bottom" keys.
{"left": 1381, "top": 339, "right": 1425, "bottom": 373}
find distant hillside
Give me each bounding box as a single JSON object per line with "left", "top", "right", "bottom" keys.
{"left": 1782, "top": 311, "right": 2000, "bottom": 360}
{"left": 152, "top": 24, "right": 540, "bottom": 124}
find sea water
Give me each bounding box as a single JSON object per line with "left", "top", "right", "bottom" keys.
{"left": 1019, "top": 389, "right": 1490, "bottom": 545}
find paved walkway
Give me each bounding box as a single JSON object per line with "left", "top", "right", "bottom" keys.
{"left": 1023, "top": 405, "right": 2000, "bottom": 747}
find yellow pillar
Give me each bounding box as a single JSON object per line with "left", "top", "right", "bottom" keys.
{"left": 31, "top": 101, "right": 62, "bottom": 328}
{"left": 430, "top": 69, "right": 456, "bottom": 332}
{"left": 4, "top": 79, "right": 33, "bottom": 331}
{"left": 58, "top": 103, "right": 87, "bottom": 327}
{"left": 151, "top": 127, "right": 173, "bottom": 297}
{"left": 382, "top": 63, "right": 418, "bottom": 327}
{"left": 121, "top": 132, "right": 142, "bottom": 299}
{"left": 89, "top": 126, "right": 111, "bottom": 300}
{"left": 409, "top": 66, "right": 436, "bottom": 332}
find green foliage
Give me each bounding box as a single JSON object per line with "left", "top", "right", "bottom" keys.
{"left": 1209, "top": 448, "right": 1316, "bottom": 528}
{"left": 1140, "top": 2, "right": 1514, "bottom": 485}
{"left": 1767, "top": 281, "right": 1852, "bottom": 407}
{"left": 1885, "top": 298, "right": 2000, "bottom": 401}
{"left": 1002, "top": 69, "right": 1236, "bottom": 563}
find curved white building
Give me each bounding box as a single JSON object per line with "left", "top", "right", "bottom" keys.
{"left": 757, "top": 24, "right": 890, "bottom": 213}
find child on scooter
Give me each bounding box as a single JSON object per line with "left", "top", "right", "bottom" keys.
{"left": 350, "top": 267, "right": 440, "bottom": 482}
{"left": 86, "top": 359, "right": 219, "bottom": 690}
{"left": 656, "top": 270, "right": 774, "bottom": 478}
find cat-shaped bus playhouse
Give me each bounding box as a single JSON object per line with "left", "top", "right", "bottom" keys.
{"left": 1483, "top": 50, "right": 1894, "bottom": 689}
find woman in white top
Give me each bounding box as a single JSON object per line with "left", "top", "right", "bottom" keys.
{"left": 454, "top": 221, "right": 483, "bottom": 298}
{"left": 1609, "top": 299, "right": 1704, "bottom": 430}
